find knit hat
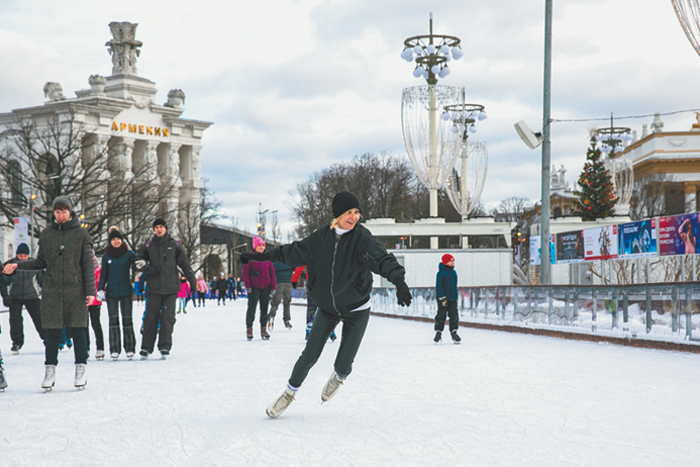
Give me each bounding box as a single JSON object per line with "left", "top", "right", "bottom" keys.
{"left": 441, "top": 254, "right": 455, "bottom": 265}
{"left": 52, "top": 195, "right": 73, "bottom": 211}
{"left": 332, "top": 191, "right": 361, "bottom": 218}
{"left": 153, "top": 218, "right": 167, "bottom": 229}
{"left": 108, "top": 226, "right": 123, "bottom": 242}
{"left": 252, "top": 236, "right": 265, "bottom": 250}
{"left": 16, "top": 243, "right": 29, "bottom": 255}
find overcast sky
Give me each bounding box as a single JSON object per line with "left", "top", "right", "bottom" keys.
{"left": 1, "top": 0, "right": 699, "bottom": 237}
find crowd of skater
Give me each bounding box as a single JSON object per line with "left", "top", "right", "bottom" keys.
{"left": 0, "top": 191, "right": 462, "bottom": 419}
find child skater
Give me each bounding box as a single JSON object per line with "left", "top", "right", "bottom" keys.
{"left": 434, "top": 254, "right": 461, "bottom": 344}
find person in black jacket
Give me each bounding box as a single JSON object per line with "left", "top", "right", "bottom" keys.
{"left": 135, "top": 218, "right": 196, "bottom": 359}
{"left": 1, "top": 243, "right": 45, "bottom": 354}
{"left": 98, "top": 226, "right": 137, "bottom": 359}
{"left": 215, "top": 273, "right": 228, "bottom": 305}
{"left": 241, "top": 191, "right": 412, "bottom": 418}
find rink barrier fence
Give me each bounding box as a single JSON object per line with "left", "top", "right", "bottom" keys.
{"left": 370, "top": 283, "right": 700, "bottom": 354}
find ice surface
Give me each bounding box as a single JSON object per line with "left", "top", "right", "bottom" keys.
{"left": 2, "top": 299, "right": 699, "bottom": 466}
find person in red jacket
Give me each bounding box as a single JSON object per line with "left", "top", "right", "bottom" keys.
{"left": 241, "top": 237, "right": 276, "bottom": 340}
{"left": 86, "top": 253, "right": 105, "bottom": 360}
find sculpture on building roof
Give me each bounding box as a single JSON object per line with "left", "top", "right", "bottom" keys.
{"left": 105, "top": 21, "right": 143, "bottom": 76}
{"left": 43, "top": 82, "right": 66, "bottom": 101}
{"left": 165, "top": 89, "right": 186, "bottom": 108}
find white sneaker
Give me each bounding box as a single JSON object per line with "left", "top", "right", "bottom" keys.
{"left": 42, "top": 365, "right": 56, "bottom": 389}
{"left": 266, "top": 387, "right": 296, "bottom": 418}
{"left": 74, "top": 364, "right": 87, "bottom": 388}
{"left": 321, "top": 372, "right": 345, "bottom": 402}
{"left": 95, "top": 350, "right": 105, "bottom": 360}
{"left": 110, "top": 352, "right": 119, "bottom": 359}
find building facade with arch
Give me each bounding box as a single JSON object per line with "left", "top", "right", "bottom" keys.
{"left": 0, "top": 21, "right": 212, "bottom": 260}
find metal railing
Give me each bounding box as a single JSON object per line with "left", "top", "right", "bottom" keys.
{"left": 371, "top": 283, "right": 700, "bottom": 344}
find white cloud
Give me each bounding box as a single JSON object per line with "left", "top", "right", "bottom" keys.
{"left": 2, "top": 0, "right": 700, "bottom": 239}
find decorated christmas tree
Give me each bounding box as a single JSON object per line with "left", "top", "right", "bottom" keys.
{"left": 573, "top": 139, "right": 616, "bottom": 220}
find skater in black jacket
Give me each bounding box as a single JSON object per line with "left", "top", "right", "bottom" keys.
{"left": 434, "top": 254, "right": 461, "bottom": 344}
{"left": 241, "top": 191, "right": 412, "bottom": 418}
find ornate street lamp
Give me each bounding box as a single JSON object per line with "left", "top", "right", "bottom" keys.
{"left": 595, "top": 115, "right": 634, "bottom": 215}
{"left": 442, "top": 103, "right": 489, "bottom": 219}
{"left": 401, "top": 14, "right": 464, "bottom": 248}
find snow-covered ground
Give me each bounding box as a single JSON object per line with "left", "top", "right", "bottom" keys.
{"left": 2, "top": 298, "right": 699, "bottom": 466}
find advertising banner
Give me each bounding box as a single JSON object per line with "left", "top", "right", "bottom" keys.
{"left": 584, "top": 225, "right": 618, "bottom": 261}
{"left": 529, "top": 235, "right": 555, "bottom": 265}
{"left": 658, "top": 212, "right": 700, "bottom": 256}
{"left": 530, "top": 236, "right": 540, "bottom": 265}
{"left": 555, "top": 230, "right": 584, "bottom": 263}
{"left": 13, "top": 217, "right": 29, "bottom": 247}
{"left": 618, "top": 219, "right": 657, "bottom": 259}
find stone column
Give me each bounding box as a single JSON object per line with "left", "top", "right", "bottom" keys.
{"left": 165, "top": 143, "right": 182, "bottom": 237}
{"left": 684, "top": 181, "right": 698, "bottom": 212}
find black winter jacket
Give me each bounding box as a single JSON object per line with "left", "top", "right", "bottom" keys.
{"left": 1, "top": 257, "right": 43, "bottom": 300}
{"left": 136, "top": 233, "right": 196, "bottom": 295}
{"left": 270, "top": 224, "right": 406, "bottom": 314}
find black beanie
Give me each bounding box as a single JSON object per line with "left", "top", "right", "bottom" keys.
{"left": 153, "top": 218, "right": 167, "bottom": 229}
{"left": 332, "top": 191, "right": 361, "bottom": 218}
{"left": 108, "top": 228, "right": 123, "bottom": 242}
{"left": 16, "top": 243, "right": 29, "bottom": 255}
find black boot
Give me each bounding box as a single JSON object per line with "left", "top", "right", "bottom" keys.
{"left": 433, "top": 331, "right": 442, "bottom": 343}
{"left": 451, "top": 330, "right": 461, "bottom": 344}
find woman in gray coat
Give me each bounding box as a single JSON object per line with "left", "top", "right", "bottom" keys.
{"left": 6, "top": 196, "right": 95, "bottom": 390}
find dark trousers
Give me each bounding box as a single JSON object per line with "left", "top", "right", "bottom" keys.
{"left": 9, "top": 298, "right": 44, "bottom": 347}
{"left": 45, "top": 327, "right": 87, "bottom": 365}
{"left": 269, "top": 283, "right": 292, "bottom": 322}
{"left": 197, "top": 291, "right": 206, "bottom": 306}
{"left": 306, "top": 296, "right": 318, "bottom": 325}
{"left": 435, "top": 299, "right": 459, "bottom": 332}
{"left": 106, "top": 296, "right": 135, "bottom": 355}
{"left": 86, "top": 305, "right": 104, "bottom": 352}
{"left": 141, "top": 293, "right": 177, "bottom": 353}
{"left": 217, "top": 291, "right": 226, "bottom": 305}
{"left": 246, "top": 287, "right": 271, "bottom": 327}
{"left": 289, "top": 307, "right": 370, "bottom": 388}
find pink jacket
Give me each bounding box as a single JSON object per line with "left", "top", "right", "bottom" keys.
{"left": 88, "top": 266, "right": 102, "bottom": 306}
{"left": 242, "top": 255, "right": 276, "bottom": 290}
{"left": 177, "top": 281, "right": 191, "bottom": 298}
{"left": 196, "top": 278, "right": 208, "bottom": 293}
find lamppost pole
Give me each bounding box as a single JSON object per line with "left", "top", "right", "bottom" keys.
{"left": 540, "top": 0, "right": 553, "bottom": 284}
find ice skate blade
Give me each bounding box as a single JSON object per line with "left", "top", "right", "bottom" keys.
{"left": 11, "top": 351, "right": 19, "bottom": 355}
{"left": 76, "top": 385, "right": 86, "bottom": 390}
{"left": 96, "top": 357, "right": 104, "bottom": 361}
{"left": 43, "top": 387, "right": 53, "bottom": 393}
{"left": 453, "top": 341, "right": 461, "bottom": 345}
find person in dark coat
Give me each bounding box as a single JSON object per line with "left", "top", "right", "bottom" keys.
{"left": 215, "top": 273, "right": 228, "bottom": 305}
{"left": 269, "top": 261, "right": 295, "bottom": 329}
{"left": 227, "top": 274, "right": 237, "bottom": 300}
{"left": 135, "top": 218, "right": 196, "bottom": 359}
{"left": 6, "top": 196, "right": 95, "bottom": 390}
{"left": 98, "top": 226, "right": 137, "bottom": 359}
{"left": 1, "top": 243, "right": 45, "bottom": 354}
{"left": 241, "top": 191, "right": 413, "bottom": 418}
{"left": 434, "top": 254, "right": 461, "bottom": 344}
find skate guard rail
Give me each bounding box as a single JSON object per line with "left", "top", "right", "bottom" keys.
{"left": 370, "top": 283, "right": 700, "bottom": 352}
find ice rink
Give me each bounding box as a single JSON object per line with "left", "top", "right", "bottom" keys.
{"left": 2, "top": 298, "right": 699, "bottom": 466}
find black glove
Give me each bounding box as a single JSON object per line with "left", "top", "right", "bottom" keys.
{"left": 291, "top": 282, "right": 297, "bottom": 289}
{"left": 2, "top": 295, "right": 9, "bottom": 308}
{"left": 240, "top": 252, "right": 272, "bottom": 264}
{"left": 396, "top": 283, "right": 412, "bottom": 307}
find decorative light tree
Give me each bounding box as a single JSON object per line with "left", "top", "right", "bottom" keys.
{"left": 441, "top": 103, "right": 488, "bottom": 219}
{"left": 595, "top": 116, "right": 634, "bottom": 215}
{"left": 672, "top": 0, "right": 700, "bottom": 57}
{"left": 401, "top": 14, "right": 464, "bottom": 248}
